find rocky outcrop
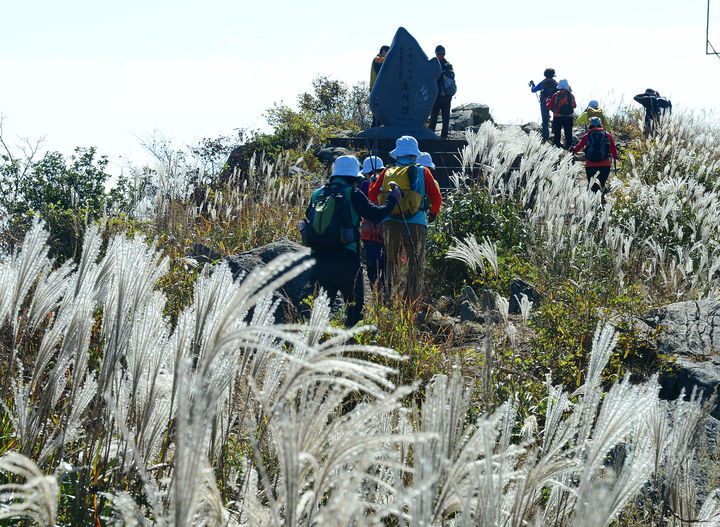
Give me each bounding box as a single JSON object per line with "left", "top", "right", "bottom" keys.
{"left": 643, "top": 300, "right": 720, "bottom": 417}
{"left": 449, "top": 103, "right": 493, "bottom": 132}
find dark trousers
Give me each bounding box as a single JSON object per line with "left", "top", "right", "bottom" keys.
{"left": 585, "top": 166, "right": 611, "bottom": 193}
{"left": 312, "top": 250, "right": 364, "bottom": 327}
{"left": 363, "top": 240, "right": 385, "bottom": 291}
{"left": 552, "top": 115, "right": 574, "bottom": 149}
{"left": 540, "top": 100, "right": 551, "bottom": 140}
{"left": 429, "top": 95, "right": 452, "bottom": 139}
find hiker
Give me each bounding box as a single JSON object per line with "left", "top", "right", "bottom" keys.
{"left": 370, "top": 45, "right": 390, "bottom": 127}
{"left": 301, "top": 155, "right": 401, "bottom": 326}
{"left": 370, "top": 45, "right": 390, "bottom": 90}
{"left": 576, "top": 100, "right": 610, "bottom": 133}
{"left": 529, "top": 68, "right": 558, "bottom": 140}
{"left": 417, "top": 152, "right": 441, "bottom": 208}
{"left": 634, "top": 88, "right": 672, "bottom": 130}
{"left": 368, "top": 136, "right": 442, "bottom": 302}
{"left": 545, "top": 79, "right": 576, "bottom": 149}
{"left": 359, "top": 156, "right": 386, "bottom": 291}
{"left": 428, "top": 45, "right": 456, "bottom": 139}
{"left": 572, "top": 117, "right": 619, "bottom": 193}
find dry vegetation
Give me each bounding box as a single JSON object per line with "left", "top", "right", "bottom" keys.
{"left": 2, "top": 111, "right": 720, "bottom": 525}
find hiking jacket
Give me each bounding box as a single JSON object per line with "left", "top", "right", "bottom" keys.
{"left": 367, "top": 162, "right": 442, "bottom": 227}
{"left": 370, "top": 55, "right": 385, "bottom": 89}
{"left": 546, "top": 89, "right": 576, "bottom": 117}
{"left": 437, "top": 58, "right": 455, "bottom": 97}
{"left": 572, "top": 127, "right": 618, "bottom": 167}
{"left": 633, "top": 93, "right": 672, "bottom": 121}
{"left": 306, "top": 178, "right": 398, "bottom": 254}
{"left": 531, "top": 78, "right": 557, "bottom": 101}
{"left": 358, "top": 178, "right": 384, "bottom": 243}
{"left": 576, "top": 107, "right": 610, "bottom": 133}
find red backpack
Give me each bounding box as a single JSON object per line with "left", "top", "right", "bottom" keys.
{"left": 554, "top": 90, "right": 574, "bottom": 116}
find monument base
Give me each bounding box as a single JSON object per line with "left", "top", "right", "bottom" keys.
{"left": 357, "top": 126, "right": 439, "bottom": 141}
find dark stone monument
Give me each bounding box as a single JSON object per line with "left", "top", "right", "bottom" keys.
{"left": 359, "top": 27, "right": 442, "bottom": 140}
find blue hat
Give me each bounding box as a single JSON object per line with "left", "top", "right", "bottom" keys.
{"left": 417, "top": 152, "right": 435, "bottom": 169}
{"left": 588, "top": 100, "right": 599, "bottom": 107}
{"left": 557, "top": 79, "right": 570, "bottom": 90}
{"left": 362, "top": 156, "right": 384, "bottom": 174}
{"left": 390, "top": 136, "right": 422, "bottom": 159}
{"left": 589, "top": 117, "right": 602, "bottom": 128}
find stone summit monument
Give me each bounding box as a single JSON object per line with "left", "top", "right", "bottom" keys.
{"left": 359, "top": 27, "right": 442, "bottom": 140}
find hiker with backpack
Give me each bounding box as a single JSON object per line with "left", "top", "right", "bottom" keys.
{"left": 576, "top": 100, "right": 610, "bottom": 133}
{"left": 300, "top": 155, "right": 402, "bottom": 326}
{"left": 529, "top": 68, "right": 558, "bottom": 140}
{"left": 368, "top": 136, "right": 442, "bottom": 302}
{"left": 428, "top": 45, "right": 456, "bottom": 139}
{"left": 634, "top": 88, "right": 672, "bottom": 130}
{"left": 546, "top": 79, "right": 576, "bottom": 149}
{"left": 358, "top": 156, "right": 387, "bottom": 291}
{"left": 572, "top": 116, "right": 619, "bottom": 193}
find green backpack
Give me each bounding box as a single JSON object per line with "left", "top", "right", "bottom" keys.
{"left": 302, "top": 183, "right": 359, "bottom": 250}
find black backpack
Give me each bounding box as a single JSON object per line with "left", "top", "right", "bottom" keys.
{"left": 655, "top": 96, "right": 672, "bottom": 116}
{"left": 540, "top": 79, "right": 558, "bottom": 101}
{"left": 585, "top": 130, "right": 610, "bottom": 162}
{"left": 302, "top": 183, "right": 359, "bottom": 250}
{"left": 555, "top": 90, "right": 574, "bottom": 116}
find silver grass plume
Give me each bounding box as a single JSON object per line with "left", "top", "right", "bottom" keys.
{"left": 0, "top": 451, "right": 59, "bottom": 526}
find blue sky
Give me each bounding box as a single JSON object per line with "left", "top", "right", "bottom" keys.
{"left": 1, "top": 0, "right": 719, "bottom": 176}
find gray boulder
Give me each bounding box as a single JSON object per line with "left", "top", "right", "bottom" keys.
{"left": 509, "top": 278, "right": 541, "bottom": 314}
{"left": 450, "top": 103, "right": 492, "bottom": 131}
{"left": 316, "top": 146, "right": 351, "bottom": 165}
{"left": 223, "top": 238, "right": 314, "bottom": 323}
{"left": 643, "top": 300, "right": 720, "bottom": 417}
{"left": 460, "top": 300, "right": 480, "bottom": 322}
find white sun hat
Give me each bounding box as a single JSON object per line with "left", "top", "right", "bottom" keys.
{"left": 331, "top": 155, "right": 363, "bottom": 179}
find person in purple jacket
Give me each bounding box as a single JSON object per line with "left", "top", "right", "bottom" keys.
{"left": 529, "top": 68, "right": 558, "bottom": 140}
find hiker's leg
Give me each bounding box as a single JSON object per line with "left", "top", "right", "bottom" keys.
{"left": 540, "top": 101, "right": 550, "bottom": 140}
{"left": 404, "top": 223, "right": 427, "bottom": 302}
{"left": 562, "top": 117, "right": 573, "bottom": 149}
{"left": 383, "top": 222, "right": 403, "bottom": 298}
{"left": 364, "top": 241, "right": 379, "bottom": 287}
{"left": 551, "top": 118, "right": 562, "bottom": 148}
{"left": 585, "top": 166, "right": 601, "bottom": 192}
{"left": 377, "top": 243, "right": 386, "bottom": 292}
{"left": 440, "top": 96, "right": 452, "bottom": 139}
{"left": 339, "top": 257, "right": 364, "bottom": 327}
{"left": 597, "top": 166, "right": 611, "bottom": 192}
{"left": 312, "top": 256, "right": 341, "bottom": 309}
{"left": 429, "top": 97, "right": 441, "bottom": 133}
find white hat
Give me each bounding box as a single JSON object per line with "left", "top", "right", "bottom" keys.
{"left": 416, "top": 152, "right": 435, "bottom": 169}
{"left": 389, "top": 135, "right": 422, "bottom": 159}
{"left": 331, "top": 155, "right": 363, "bottom": 179}
{"left": 362, "top": 156, "right": 384, "bottom": 174}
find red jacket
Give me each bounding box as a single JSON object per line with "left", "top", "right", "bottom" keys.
{"left": 545, "top": 89, "right": 576, "bottom": 117}
{"left": 368, "top": 165, "right": 442, "bottom": 215}
{"left": 572, "top": 127, "right": 618, "bottom": 167}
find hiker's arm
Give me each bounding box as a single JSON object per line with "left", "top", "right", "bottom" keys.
{"left": 545, "top": 94, "right": 554, "bottom": 110}
{"left": 530, "top": 80, "right": 543, "bottom": 93}
{"left": 572, "top": 134, "right": 588, "bottom": 154}
{"left": 367, "top": 170, "right": 385, "bottom": 202}
{"left": 423, "top": 168, "right": 442, "bottom": 215}
{"left": 602, "top": 114, "right": 611, "bottom": 134}
{"left": 351, "top": 188, "right": 397, "bottom": 222}
{"left": 576, "top": 112, "right": 588, "bottom": 127}
{"left": 608, "top": 134, "right": 619, "bottom": 159}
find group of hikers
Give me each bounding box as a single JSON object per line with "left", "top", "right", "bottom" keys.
{"left": 299, "top": 56, "right": 675, "bottom": 326}
{"left": 370, "top": 44, "right": 456, "bottom": 139}
{"left": 299, "top": 136, "right": 441, "bottom": 326}
{"left": 530, "top": 67, "right": 672, "bottom": 192}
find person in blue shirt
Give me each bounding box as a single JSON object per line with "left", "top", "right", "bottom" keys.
{"left": 529, "top": 68, "right": 558, "bottom": 141}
